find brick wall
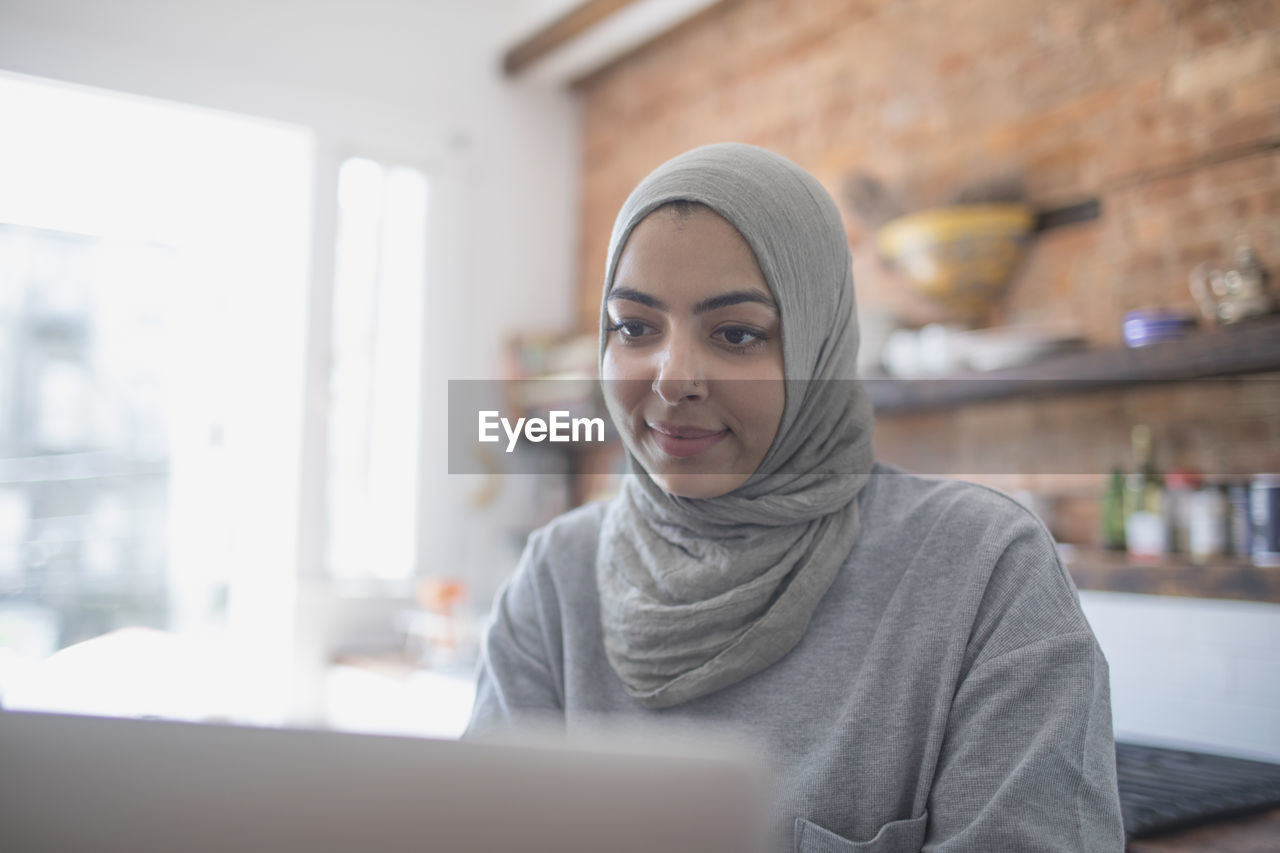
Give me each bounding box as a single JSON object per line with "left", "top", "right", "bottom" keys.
{"left": 574, "top": 0, "right": 1280, "bottom": 544}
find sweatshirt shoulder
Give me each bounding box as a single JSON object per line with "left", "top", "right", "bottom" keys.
{"left": 496, "top": 501, "right": 606, "bottom": 642}
{"left": 863, "top": 466, "right": 1077, "bottom": 606}
{"left": 521, "top": 500, "right": 608, "bottom": 586}
{"left": 865, "top": 465, "right": 1047, "bottom": 545}
{"left": 863, "top": 467, "right": 1091, "bottom": 668}
{"left": 530, "top": 499, "right": 608, "bottom": 551}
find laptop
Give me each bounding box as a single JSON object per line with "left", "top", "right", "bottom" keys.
{"left": 1115, "top": 740, "right": 1280, "bottom": 838}
{"left": 0, "top": 710, "right": 767, "bottom": 853}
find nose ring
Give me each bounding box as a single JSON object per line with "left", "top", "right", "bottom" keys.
{"left": 653, "top": 377, "right": 704, "bottom": 393}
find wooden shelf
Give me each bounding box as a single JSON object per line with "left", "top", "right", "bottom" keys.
{"left": 1063, "top": 546, "right": 1280, "bottom": 604}
{"left": 868, "top": 315, "right": 1280, "bottom": 414}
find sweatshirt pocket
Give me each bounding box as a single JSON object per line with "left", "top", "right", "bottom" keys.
{"left": 794, "top": 811, "right": 928, "bottom": 853}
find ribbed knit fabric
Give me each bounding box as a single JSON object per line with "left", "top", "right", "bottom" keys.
{"left": 468, "top": 466, "right": 1126, "bottom": 852}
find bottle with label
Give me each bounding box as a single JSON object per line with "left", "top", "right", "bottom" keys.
{"left": 1163, "top": 470, "right": 1200, "bottom": 554}
{"left": 1125, "top": 425, "right": 1166, "bottom": 562}
{"left": 1187, "top": 485, "right": 1227, "bottom": 565}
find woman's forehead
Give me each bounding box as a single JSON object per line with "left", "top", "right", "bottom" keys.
{"left": 613, "top": 204, "right": 773, "bottom": 301}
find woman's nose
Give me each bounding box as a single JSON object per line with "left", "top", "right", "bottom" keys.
{"left": 652, "top": 335, "right": 708, "bottom": 404}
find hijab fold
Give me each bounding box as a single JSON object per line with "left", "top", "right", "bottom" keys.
{"left": 596, "top": 143, "right": 874, "bottom": 709}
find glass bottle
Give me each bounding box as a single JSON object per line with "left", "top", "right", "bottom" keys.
{"left": 1125, "top": 425, "right": 1166, "bottom": 561}
{"left": 1102, "top": 468, "right": 1126, "bottom": 551}
{"left": 1163, "top": 470, "right": 1200, "bottom": 555}
{"left": 1188, "top": 484, "right": 1227, "bottom": 564}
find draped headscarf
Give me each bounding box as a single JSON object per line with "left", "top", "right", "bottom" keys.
{"left": 595, "top": 143, "right": 876, "bottom": 709}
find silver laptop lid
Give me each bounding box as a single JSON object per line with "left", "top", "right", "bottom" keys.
{"left": 0, "top": 710, "right": 767, "bottom": 853}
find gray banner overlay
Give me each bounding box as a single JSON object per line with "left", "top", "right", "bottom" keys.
{"left": 447, "top": 378, "right": 1280, "bottom": 476}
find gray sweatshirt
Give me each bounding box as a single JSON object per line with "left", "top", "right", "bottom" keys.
{"left": 466, "top": 466, "right": 1125, "bottom": 852}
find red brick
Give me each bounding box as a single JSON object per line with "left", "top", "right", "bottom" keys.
{"left": 1209, "top": 112, "right": 1280, "bottom": 148}
{"left": 1178, "top": 242, "right": 1222, "bottom": 266}
{"left": 1144, "top": 173, "right": 1195, "bottom": 204}
{"left": 1104, "top": 141, "right": 1197, "bottom": 182}
{"left": 1240, "top": 0, "right": 1280, "bottom": 31}
{"left": 1126, "top": 0, "right": 1172, "bottom": 37}
{"left": 1204, "top": 151, "right": 1278, "bottom": 187}
{"left": 1231, "top": 68, "right": 1280, "bottom": 111}
{"left": 1166, "top": 0, "right": 1222, "bottom": 18}
{"left": 1170, "top": 31, "right": 1278, "bottom": 99}
{"left": 1187, "top": 18, "right": 1236, "bottom": 50}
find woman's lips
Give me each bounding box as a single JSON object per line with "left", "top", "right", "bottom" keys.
{"left": 647, "top": 422, "right": 729, "bottom": 458}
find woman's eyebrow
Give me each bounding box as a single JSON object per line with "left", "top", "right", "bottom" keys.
{"left": 607, "top": 287, "right": 664, "bottom": 309}
{"left": 692, "top": 291, "right": 777, "bottom": 315}
{"left": 607, "top": 287, "right": 777, "bottom": 315}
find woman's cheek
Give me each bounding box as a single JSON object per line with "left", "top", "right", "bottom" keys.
{"left": 601, "top": 386, "right": 628, "bottom": 438}
{"left": 600, "top": 357, "right": 636, "bottom": 439}
{"left": 601, "top": 350, "right": 648, "bottom": 409}
{"left": 600, "top": 346, "right": 618, "bottom": 382}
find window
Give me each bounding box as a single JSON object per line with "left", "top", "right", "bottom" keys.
{"left": 327, "top": 158, "right": 430, "bottom": 582}
{"left": 0, "top": 72, "right": 313, "bottom": 723}
{"left": 0, "top": 72, "right": 441, "bottom": 729}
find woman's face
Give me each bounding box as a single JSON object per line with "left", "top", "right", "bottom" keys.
{"left": 602, "top": 205, "right": 785, "bottom": 499}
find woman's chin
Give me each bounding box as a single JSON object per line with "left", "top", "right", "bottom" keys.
{"left": 648, "top": 471, "right": 751, "bottom": 500}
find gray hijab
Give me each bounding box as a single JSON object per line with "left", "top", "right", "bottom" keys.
{"left": 596, "top": 143, "right": 875, "bottom": 709}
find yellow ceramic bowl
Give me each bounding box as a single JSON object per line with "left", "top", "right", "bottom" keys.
{"left": 876, "top": 204, "right": 1035, "bottom": 325}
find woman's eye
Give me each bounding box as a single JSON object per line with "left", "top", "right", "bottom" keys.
{"left": 716, "top": 327, "right": 767, "bottom": 348}
{"left": 607, "top": 320, "right": 655, "bottom": 340}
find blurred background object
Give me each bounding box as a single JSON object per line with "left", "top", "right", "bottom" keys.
{"left": 876, "top": 203, "right": 1037, "bottom": 328}
{"left": 1122, "top": 308, "right": 1199, "bottom": 347}
{"left": 1190, "top": 236, "right": 1275, "bottom": 325}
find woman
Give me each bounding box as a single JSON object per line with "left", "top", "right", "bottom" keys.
{"left": 466, "top": 143, "right": 1124, "bottom": 851}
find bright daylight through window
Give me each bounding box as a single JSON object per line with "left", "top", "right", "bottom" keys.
{"left": 0, "top": 72, "right": 313, "bottom": 724}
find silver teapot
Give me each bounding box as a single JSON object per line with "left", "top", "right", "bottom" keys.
{"left": 1190, "top": 237, "right": 1273, "bottom": 324}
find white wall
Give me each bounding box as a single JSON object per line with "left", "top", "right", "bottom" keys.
{"left": 0, "top": 0, "right": 583, "bottom": 721}
{"left": 1080, "top": 591, "right": 1280, "bottom": 761}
